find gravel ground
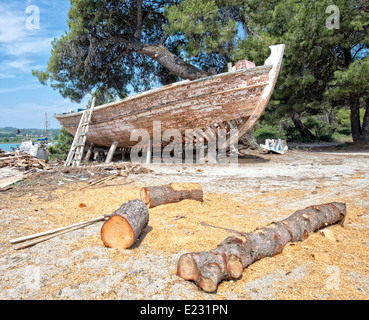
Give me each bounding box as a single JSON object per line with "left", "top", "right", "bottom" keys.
{"left": 0, "top": 148, "right": 368, "bottom": 300}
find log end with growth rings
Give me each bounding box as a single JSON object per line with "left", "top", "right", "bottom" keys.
{"left": 177, "top": 253, "right": 217, "bottom": 292}
{"left": 140, "top": 187, "right": 150, "bottom": 207}
{"left": 101, "top": 215, "right": 135, "bottom": 249}
{"left": 226, "top": 255, "right": 243, "bottom": 279}
{"left": 177, "top": 254, "right": 199, "bottom": 281}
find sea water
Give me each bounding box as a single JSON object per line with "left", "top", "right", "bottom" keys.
{"left": 0, "top": 143, "right": 20, "bottom": 152}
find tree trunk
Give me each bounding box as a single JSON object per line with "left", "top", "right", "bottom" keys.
{"left": 140, "top": 44, "right": 212, "bottom": 80}
{"left": 141, "top": 183, "right": 203, "bottom": 208}
{"left": 291, "top": 112, "right": 316, "bottom": 141}
{"left": 119, "top": 36, "right": 211, "bottom": 81}
{"left": 101, "top": 199, "right": 149, "bottom": 249}
{"left": 238, "top": 130, "right": 263, "bottom": 151}
{"left": 361, "top": 97, "right": 369, "bottom": 141}
{"left": 177, "top": 202, "right": 346, "bottom": 293}
{"left": 349, "top": 93, "right": 362, "bottom": 142}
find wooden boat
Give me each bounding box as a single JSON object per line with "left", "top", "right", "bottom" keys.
{"left": 54, "top": 44, "right": 285, "bottom": 149}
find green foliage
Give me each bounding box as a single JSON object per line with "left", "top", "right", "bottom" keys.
{"left": 253, "top": 124, "right": 285, "bottom": 143}
{"left": 86, "top": 86, "right": 119, "bottom": 108}
{"left": 33, "top": 0, "right": 180, "bottom": 103}
{"left": 328, "top": 57, "right": 369, "bottom": 100}
{"left": 48, "top": 127, "right": 74, "bottom": 160}
{"left": 234, "top": 0, "right": 368, "bottom": 141}
{"left": 0, "top": 127, "right": 59, "bottom": 143}
{"left": 165, "top": 0, "right": 237, "bottom": 57}
{"left": 32, "top": 0, "right": 369, "bottom": 142}
{"left": 304, "top": 116, "right": 336, "bottom": 142}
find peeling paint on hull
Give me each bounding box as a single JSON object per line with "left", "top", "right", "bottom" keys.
{"left": 55, "top": 45, "right": 285, "bottom": 148}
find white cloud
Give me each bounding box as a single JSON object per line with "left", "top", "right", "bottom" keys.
{"left": 0, "top": 4, "right": 53, "bottom": 55}
{"left": 0, "top": 3, "right": 58, "bottom": 78}
{"left": 3, "top": 37, "right": 54, "bottom": 56}
{"left": 2, "top": 58, "right": 34, "bottom": 72}
{"left": 0, "top": 81, "right": 41, "bottom": 94}
{"left": 0, "top": 73, "right": 16, "bottom": 79}
{"left": 0, "top": 95, "right": 91, "bottom": 129}
{"left": 0, "top": 6, "right": 25, "bottom": 43}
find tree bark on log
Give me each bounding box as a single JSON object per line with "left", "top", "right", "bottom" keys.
{"left": 140, "top": 183, "right": 203, "bottom": 208}
{"left": 177, "top": 202, "right": 347, "bottom": 293}
{"left": 101, "top": 199, "right": 149, "bottom": 249}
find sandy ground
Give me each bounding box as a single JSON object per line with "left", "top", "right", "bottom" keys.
{"left": 0, "top": 147, "right": 368, "bottom": 300}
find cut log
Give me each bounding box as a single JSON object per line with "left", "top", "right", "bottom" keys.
{"left": 140, "top": 183, "right": 203, "bottom": 208}
{"left": 177, "top": 202, "right": 347, "bottom": 293}
{"left": 101, "top": 199, "right": 149, "bottom": 249}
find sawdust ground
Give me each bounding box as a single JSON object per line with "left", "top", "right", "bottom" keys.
{"left": 0, "top": 149, "right": 368, "bottom": 300}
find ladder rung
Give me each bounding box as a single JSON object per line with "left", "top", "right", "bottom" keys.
{"left": 65, "top": 99, "right": 95, "bottom": 167}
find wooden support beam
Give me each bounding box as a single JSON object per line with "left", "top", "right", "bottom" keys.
{"left": 146, "top": 139, "right": 152, "bottom": 164}
{"left": 105, "top": 141, "right": 119, "bottom": 164}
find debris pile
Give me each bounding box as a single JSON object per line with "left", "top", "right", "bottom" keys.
{"left": 61, "top": 162, "right": 152, "bottom": 180}
{"left": 0, "top": 149, "right": 49, "bottom": 170}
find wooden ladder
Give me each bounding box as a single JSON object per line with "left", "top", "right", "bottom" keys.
{"left": 65, "top": 98, "right": 96, "bottom": 167}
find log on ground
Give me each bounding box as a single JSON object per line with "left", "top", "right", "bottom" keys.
{"left": 177, "top": 202, "right": 347, "bottom": 293}
{"left": 140, "top": 183, "right": 203, "bottom": 208}
{"left": 101, "top": 199, "right": 149, "bottom": 249}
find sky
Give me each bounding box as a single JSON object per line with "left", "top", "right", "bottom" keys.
{"left": 0, "top": 0, "right": 90, "bottom": 129}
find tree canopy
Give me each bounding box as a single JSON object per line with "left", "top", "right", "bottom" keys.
{"left": 34, "top": 0, "right": 369, "bottom": 142}
{"left": 232, "top": 0, "right": 369, "bottom": 141}
{"left": 33, "top": 0, "right": 217, "bottom": 103}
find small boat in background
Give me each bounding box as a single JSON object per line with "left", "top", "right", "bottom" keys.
{"left": 19, "top": 113, "right": 51, "bottom": 161}
{"left": 19, "top": 141, "right": 49, "bottom": 161}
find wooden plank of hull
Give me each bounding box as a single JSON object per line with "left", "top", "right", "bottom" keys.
{"left": 55, "top": 45, "right": 285, "bottom": 148}
{"left": 57, "top": 91, "right": 262, "bottom": 148}
{"left": 57, "top": 65, "right": 270, "bottom": 123}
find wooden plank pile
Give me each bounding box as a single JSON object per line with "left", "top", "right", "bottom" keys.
{"left": 0, "top": 149, "right": 49, "bottom": 170}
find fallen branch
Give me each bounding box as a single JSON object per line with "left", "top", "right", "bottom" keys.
{"left": 177, "top": 202, "right": 347, "bottom": 293}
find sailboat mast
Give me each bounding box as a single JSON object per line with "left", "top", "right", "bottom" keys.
{"left": 45, "top": 112, "right": 48, "bottom": 139}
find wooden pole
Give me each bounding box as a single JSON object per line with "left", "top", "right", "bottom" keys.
{"left": 12, "top": 220, "right": 102, "bottom": 250}
{"left": 105, "top": 141, "right": 119, "bottom": 164}
{"left": 45, "top": 112, "right": 48, "bottom": 139}
{"left": 146, "top": 139, "right": 152, "bottom": 164}
{"left": 9, "top": 216, "right": 107, "bottom": 245}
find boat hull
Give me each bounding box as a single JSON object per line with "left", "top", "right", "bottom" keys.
{"left": 55, "top": 45, "right": 284, "bottom": 149}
